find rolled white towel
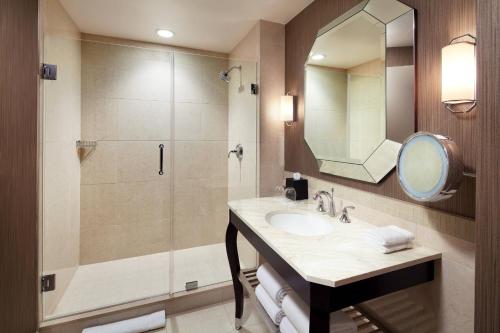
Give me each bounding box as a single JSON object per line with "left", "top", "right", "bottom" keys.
{"left": 255, "top": 284, "right": 285, "bottom": 325}
{"left": 364, "top": 225, "right": 414, "bottom": 247}
{"left": 282, "top": 293, "right": 357, "bottom": 333}
{"left": 82, "top": 310, "right": 166, "bottom": 333}
{"left": 256, "top": 263, "right": 291, "bottom": 305}
{"left": 280, "top": 317, "right": 299, "bottom": 333}
{"left": 282, "top": 293, "right": 309, "bottom": 333}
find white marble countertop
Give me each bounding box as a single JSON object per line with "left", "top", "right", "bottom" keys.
{"left": 228, "top": 197, "right": 442, "bottom": 288}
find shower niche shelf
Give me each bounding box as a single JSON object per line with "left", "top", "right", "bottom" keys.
{"left": 76, "top": 140, "right": 97, "bottom": 162}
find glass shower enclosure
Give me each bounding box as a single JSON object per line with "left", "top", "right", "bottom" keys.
{"left": 40, "top": 0, "right": 258, "bottom": 320}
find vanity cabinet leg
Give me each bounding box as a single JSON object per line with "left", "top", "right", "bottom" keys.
{"left": 225, "top": 221, "right": 244, "bottom": 330}
{"left": 309, "top": 309, "right": 330, "bottom": 332}
{"left": 309, "top": 284, "right": 331, "bottom": 332}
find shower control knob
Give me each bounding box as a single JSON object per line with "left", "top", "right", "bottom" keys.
{"left": 228, "top": 144, "right": 243, "bottom": 161}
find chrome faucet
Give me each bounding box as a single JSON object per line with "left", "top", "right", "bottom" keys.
{"left": 339, "top": 206, "right": 355, "bottom": 223}
{"left": 312, "top": 188, "right": 336, "bottom": 217}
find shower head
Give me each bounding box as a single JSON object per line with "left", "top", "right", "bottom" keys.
{"left": 218, "top": 70, "right": 231, "bottom": 83}
{"left": 218, "top": 65, "right": 241, "bottom": 83}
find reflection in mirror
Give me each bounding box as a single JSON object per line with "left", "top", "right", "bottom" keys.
{"left": 304, "top": 0, "right": 415, "bottom": 183}
{"left": 306, "top": 11, "right": 386, "bottom": 164}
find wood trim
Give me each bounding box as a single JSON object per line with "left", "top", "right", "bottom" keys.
{"left": 285, "top": 0, "right": 477, "bottom": 218}
{"left": 0, "top": 0, "right": 39, "bottom": 332}
{"left": 475, "top": 0, "right": 500, "bottom": 331}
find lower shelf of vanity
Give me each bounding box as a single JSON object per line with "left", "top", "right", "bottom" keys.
{"left": 240, "top": 268, "right": 389, "bottom": 333}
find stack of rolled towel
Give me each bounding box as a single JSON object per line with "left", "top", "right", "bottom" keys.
{"left": 364, "top": 225, "right": 415, "bottom": 253}
{"left": 280, "top": 293, "right": 357, "bottom": 333}
{"left": 255, "top": 263, "right": 357, "bottom": 332}
{"left": 255, "top": 263, "right": 289, "bottom": 326}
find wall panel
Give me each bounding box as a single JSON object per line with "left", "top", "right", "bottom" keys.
{"left": 0, "top": 0, "right": 39, "bottom": 331}
{"left": 285, "top": 0, "right": 477, "bottom": 218}
{"left": 475, "top": 0, "right": 500, "bottom": 331}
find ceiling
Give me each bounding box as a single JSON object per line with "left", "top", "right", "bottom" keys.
{"left": 306, "top": 9, "right": 414, "bottom": 69}
{"left": 308, "top": 12, "right": 385, "bottom": 69}
{"left": 59, "top": 0, "right": 313, "bottom": 53}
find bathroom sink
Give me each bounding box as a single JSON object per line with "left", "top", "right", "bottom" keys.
{"left": 265, "top": 211, "right": 334, "bottom": 236}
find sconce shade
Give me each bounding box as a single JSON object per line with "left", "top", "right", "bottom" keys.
{"left": 441, "top": 42, "right": 476, "bottom": 104}
{"left": 281, "top": 95, "right": 294, "bottom": 122}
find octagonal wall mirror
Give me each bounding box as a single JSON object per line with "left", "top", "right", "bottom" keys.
{"left": 304, "top": 0, "right": 416, "bottom": 183}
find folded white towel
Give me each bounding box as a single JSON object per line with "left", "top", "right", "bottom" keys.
{"left": 364, "top": 225, "right": 415, "bottom": 247}
{"left": 378, "top": 242, "right": 413, "bottom": 254}
{"left": 280, "top": 317, "right": 299, "bottom": 333}
{"left": 256, "top": 263, "right": 291, "bottom": 305}
{"left": 82, "top": 310, "right": 165, "bottom": 333}
{"left": 255, "top": 284, "right": 285, "bottom": 325}
{"left": 282, "top": 293, "right": 357, "bottom": 333}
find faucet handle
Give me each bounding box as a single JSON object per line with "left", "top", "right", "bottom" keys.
{"left": 339, "top": 206, "right": 355, "bottom": 223}
{"left": 313, "top": 191, "right": 326, "bottom": 213}
{"left": 342, "top": 206, "right": 355, "bottom": 214}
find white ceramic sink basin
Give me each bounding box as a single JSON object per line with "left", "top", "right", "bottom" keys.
{"left": 265, "top": 211, "right": 334, "bottom": 236}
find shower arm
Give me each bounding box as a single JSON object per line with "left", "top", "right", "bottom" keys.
{"left": 225, "top": 65, "right": 242, "bottom": 74}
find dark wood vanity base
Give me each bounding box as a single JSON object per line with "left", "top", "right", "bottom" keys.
{"left": 225, "top": 210, "right": 436, "bottom": 332}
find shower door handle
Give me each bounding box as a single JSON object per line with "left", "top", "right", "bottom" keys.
{"left": 159, "top": 144, "right": 164, "bottom": 175}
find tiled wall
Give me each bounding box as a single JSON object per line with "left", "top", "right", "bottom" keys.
{"left": 80, "top": 41, "right": 172, "bottom": 263}
{"left": 227, "top": 58, "right": 258, "bottom": 201}
{"left": 172, "top": 53, "right": 229, "bottom": 250}
{"left": 258, "top": 21, "right": 286, "bottom": 196}
{"left": 304, "top": 66, "right": 348, "bottom": 159}
{"left": 42, "top": 0, "right": 82, "bottom": 315}
{"left": 229, "top": 21, "right": 286, "bottom": 198}
{"left": 346, "top": 60, "right": 385, "bottom": 160}
{"left": 290, "top": 172, "right": 475, "bottom": 332}
{"left": 227, "top": 21, "right": 286, "bottom": 269}
{"left": 74, "top": 38, "right": 247, "bottom": 262}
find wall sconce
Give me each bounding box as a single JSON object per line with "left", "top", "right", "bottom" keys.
{"left": 281, "top": 93, "right": 295, "bottom": 126}
{"left": 441, "top": 34, "right": 477, "bottom": 113}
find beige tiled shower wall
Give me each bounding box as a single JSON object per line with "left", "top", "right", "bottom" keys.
{"left": 172, "top": 53, "right": 229, "bottom": 250}
{"left": 288, "top": 172, "right": 475, "bottom": 333}
{"left": 42, "top": 0, "right": 82, "bottom": 315}
{"left": 227, "top": 21, "right": 286, "bottom": 269}
{"left": 80, "top": 41, "right": 172, "bottom": 264}
{"left": 228, "top": 20, "right": 286, "bottom": 198}
{"left": 259, "top": 21, "right": 286, "bottom": 196}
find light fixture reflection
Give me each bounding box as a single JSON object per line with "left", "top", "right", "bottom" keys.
{"left": 311, "top": 53, "right": 326, "bottom": 61}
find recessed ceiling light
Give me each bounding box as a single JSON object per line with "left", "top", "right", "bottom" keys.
{"left": 311, "top": 53, "right": 326, "bottom": 60}
{"left": 157, "top": 29, "right": 174, "bottom": 38}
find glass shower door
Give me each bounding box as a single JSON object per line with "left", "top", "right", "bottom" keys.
{"left": 171, "top": 54, "right": 258, "bottom": 293}
{"left": 41, "top": 1, "right": 174, "bottom": 317}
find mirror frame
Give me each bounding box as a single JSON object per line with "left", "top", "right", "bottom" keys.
{"left": 304, "top": 0, "right": 416, "bottom": 183}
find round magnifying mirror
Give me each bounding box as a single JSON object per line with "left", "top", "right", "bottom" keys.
{"left": 397, "top": 132, "right": 464, "bottom": 202}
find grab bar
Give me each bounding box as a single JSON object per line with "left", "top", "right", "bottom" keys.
{"left": 159, "top": 144, "right": 164, "bottom": 175}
